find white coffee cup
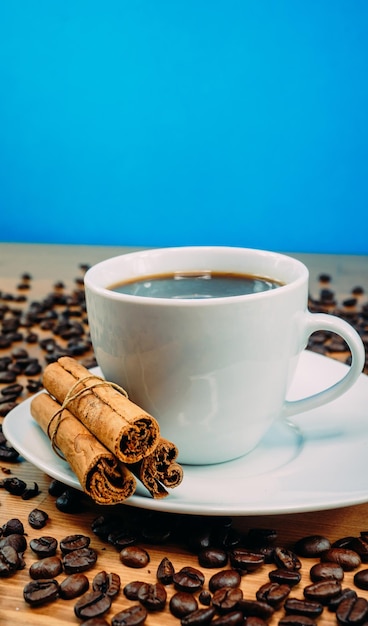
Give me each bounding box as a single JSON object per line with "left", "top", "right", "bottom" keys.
{"left": 84, "top": 246, "right": 365, "bottom": 465}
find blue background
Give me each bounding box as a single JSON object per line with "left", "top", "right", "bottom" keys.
{"left": 1, "top": 1, "right": 367, "bottom": 253}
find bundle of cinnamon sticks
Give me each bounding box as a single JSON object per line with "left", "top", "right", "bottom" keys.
{"left": 30, "top": 356, "right": 183, "bottom": 505}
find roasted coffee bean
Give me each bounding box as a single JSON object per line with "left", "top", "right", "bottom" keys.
{"left": 23, "top": 579, "right": 59, "bottom": 606}
{"left": 1, "top": 383, "right": 23, "bottom": 397}
{"left": 30, "top": 535, "right": 58, "bottom": 557}
{"left": 336, "top": 595, "right": 368, "bottom": 625}
{"left": 268, "top": 568, "right": 302, "bottom": 587}
{"left": 137, "top": 581, "right": 167, "bottom": 611}
{"left": 60, "top": 533, "right": 91, "bottom": 553}
{"left": 59, "top": 573, "right": 90, "bottom": 599}
{"left": 1, "top": 517, "right": 24, "bottom": 536}
{"left": 229, "top": 548, "right": 265, "bottom": 572}
{"left": 198, "top": 547, "right": 228, "bottom": 568}
{"left": 63, "top": 547, "right": 98, "bottom": 573}
{"left": 353, "top": 569, "right": 368, "bottom": 590}
{"left": 247, "top": 528, "right": 278, "bottom": 545}
{"left": 48, "top": 478, "right": 67, "bottom": 497}
{"left": 237, "top": 599, "right": 274, "bottom": 620}
{"left": 0, "top": 400, "right": 17, "bottom": 417}
{"left": 92, "top": 570, "right": 121, "bottom": 598}
{"left": 294, "top": 534, "right": 331, "bottom": 557}
{"left": 56, "top": 487, "right": 84, "bottom": 513}
{"left": 29, "top": 556, "right": 63, "bottom": 579}
{"left": 28, "top": 508, "right": 48, "bottom": 529}
{"left": 74, "top": 590, "right": 112, "bottom": 619}
{"left": 211, "top": 611, "right": 245, "bottom": 625}
{"left": 0, "top": 533, "right": 27, "bottom": 553}
{"left": 0, "top": 544, "right": 21, "bottom": 576}
{"left": 21, "top": 481, "right": 40, "bottom": 500}
{"left": 157, "top": 556, "right": 175, "bottom": 584}
{"left": 321, "top": 547, "right": 361, "bottom": 571}
{"left": 278, "top": 616, "right": 316, "bottom": 626}
{"left": 256, "top": 581, "right": 290, "bottom": 608}
{"left": 198, "top": 590, "right": 212, "bottom": 606}
{"left": 1, "top": 477, "right": 27, "bottom": 496}
{"left": 209, "top": 569, "right": 242, "bottom": 592}
{"left": 273, "top": 546, "right": 302, "bottom": 571}
{"left": 349, "top": 537, "right": 368, "bottom": 562}
{"left": 284, "top": 598, "right": 323, "bottom": 618}
{"left": 180, "top": 606, "right": 217, "bottom": 625}
{"left": 120, "top": 545, "right": 150, "bottom": 568}
{"left": 170, "top": 591, "right": 199, "bottom": 618}
{"left": 107, "top": 527, "right": 138, "bottom": 550}
{"left": 327, "top": 588, "right": 357, "bottom": 612}
{"left": 123, "top": 580, "right": 146, "bottom": 600}
{"left": 303, "top": 579, "right": 342, "bottom": 604}
{"left": 309, "top": 561, "right": 344, "bottom": 582}
{"left": 111, "top": 604, "right": 148, "bottom": 626}
{"left": 0, "top": 371, "right": 17, "bottom": 383}
{"left": 212, "top": 586, "right": 243, "bottom": 613}
{"left": 173, "top": 566, "right": 205, "bottom": 592}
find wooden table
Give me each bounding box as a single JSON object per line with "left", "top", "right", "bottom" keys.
{"left": 1, "top": 243, "right": 367, "bottom": 626}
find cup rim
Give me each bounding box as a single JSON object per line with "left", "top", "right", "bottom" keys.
{"left": 84, "top": 246, "right": 309, "bottom": 306}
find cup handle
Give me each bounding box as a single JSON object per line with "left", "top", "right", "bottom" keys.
{"left": 282, "top": 311, "right": 366, "bottom": 418}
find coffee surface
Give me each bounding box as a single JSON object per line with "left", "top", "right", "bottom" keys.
{"left": 109, "top": 271, "right": 283, "bottom": 299}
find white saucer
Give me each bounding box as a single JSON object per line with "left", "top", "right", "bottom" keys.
{"left": 3, "top": 351, "right": 368, "bottom": 516}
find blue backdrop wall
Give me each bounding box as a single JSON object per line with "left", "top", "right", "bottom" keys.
{"left": 1, "top": 1, "right": 367, "bottom": 254}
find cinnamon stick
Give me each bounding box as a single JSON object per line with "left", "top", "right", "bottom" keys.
{"left": 30, "top": 392, "right": 136, "bottom": 505}
{"left": 129, "top": 437, "right": 183, "bottom": 499}
{"left": 42, "top": 356, "right": 160, "bottom": 464}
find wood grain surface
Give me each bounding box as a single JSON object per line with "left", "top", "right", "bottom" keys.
{"left": 1, "top": 243, "right": 367, "bottom": 626}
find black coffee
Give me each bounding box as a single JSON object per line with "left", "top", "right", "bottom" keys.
{"left": 109, "top": 271, "right": 283, "bottom": 299}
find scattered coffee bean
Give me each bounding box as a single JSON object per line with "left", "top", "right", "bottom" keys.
{"left": 60, "top": 533, "right": 91, "bottom": 553}
{"left": 212, "top": 586, "right": 243, "bottom": 613}
{"left": 273, "top": 546, "right": 302, "bottom": 571}
{"left": 28, "top": 508, "right": 48, "bottom": 529}
{"left": 59, "top": 573, "right": 90, "bottom": 600}
{"left": 123, "top": 580, "right": 146, "bottom": 600}
{"left": 294, "top": 534, "right": 331, "bottom": 557}
{"left": 29, "top": 555, "right": 63, "bottom": 579}
{"left": 111, "top": 604, "right": 148, "bottom": 626}
{"left": 23, "top": 578, "right": 60, "bottom": 606}
{"left": 21, "top": 481, "right": 40, "bottom": 500}
{"left": 354, "top": 568, "right": 368, "bottom": 590}
{"left": 198, "top": 590, "right": 212, "bottom": 606}
{"left": 303, "top": 579, "right": 342, "bottom": 604}
{"left": 198, "top": 547, "right": 228, "bottom": 568}
{"left": 119, "top": 545, "right": 150, "bottom": 568}
{"left": 336, "top": 595, "right": 368, "bottom": 625}
{"left": 63, "top": 547, "right": 98, "bottom": 573}
{"left": 92, "top": 570, "right": 121, "bottom": 598}
{"left": 157, "top": 556, "right": 175, "bottom": 584}
{"left": 278, "top": 616, "right": 316, "bottom": 626}
{"left": 284, "top": 598, "right": 323, "bottom": 618}
{"left": 256, "top": 581, "right": 290, "bottom": 608}
{"left": 74, "top": 590, "right": 112, "bottom": 620}
{"left": 309, "top": 561, "right": 344, "bottom": 582}
{"left": 173, "top": 566, "right": 205, "bottom": 593}
{"left": 137, "top": 581, "right": 167, "bottom": 611}
{"left": 212, "top": 611, "right": 246, "bottom": 625}
{"left": 237, "top": 599, "right": 274, "bottom": 620}
{"left": 0, "top": 544, "right": 22, "bottom": 576}
{"left": 229, "top": 548, "right": 265, "bottom": 572}
{"left": 170, "top": 591, "right": 199, "bottom": 618}
{"left": 321, "top": 547, "right": 362, "bottom": 571}
{"left": 209, "top": 569, "right": 242, "bottom": 592}
{"left": 269, "top": 568, "right": 302, "bottom": 587}
{"left": 30, "top": 535, "right": 58, "bottom": 557}
{"left": 180, "top": 606, "right": 217, "bottom": 625}
{"left": 2, "top": 517, "right": 24, "bottom": 536}
{"left": 1, "top": 476, "right": 27, "bottom": 496}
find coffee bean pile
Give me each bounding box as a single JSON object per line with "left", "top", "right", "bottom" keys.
{"left": 4, "top": 506, "right": 368, "bottom": 624}
{"left": 307, "top": 273, "right": 368, "bottom": 373}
